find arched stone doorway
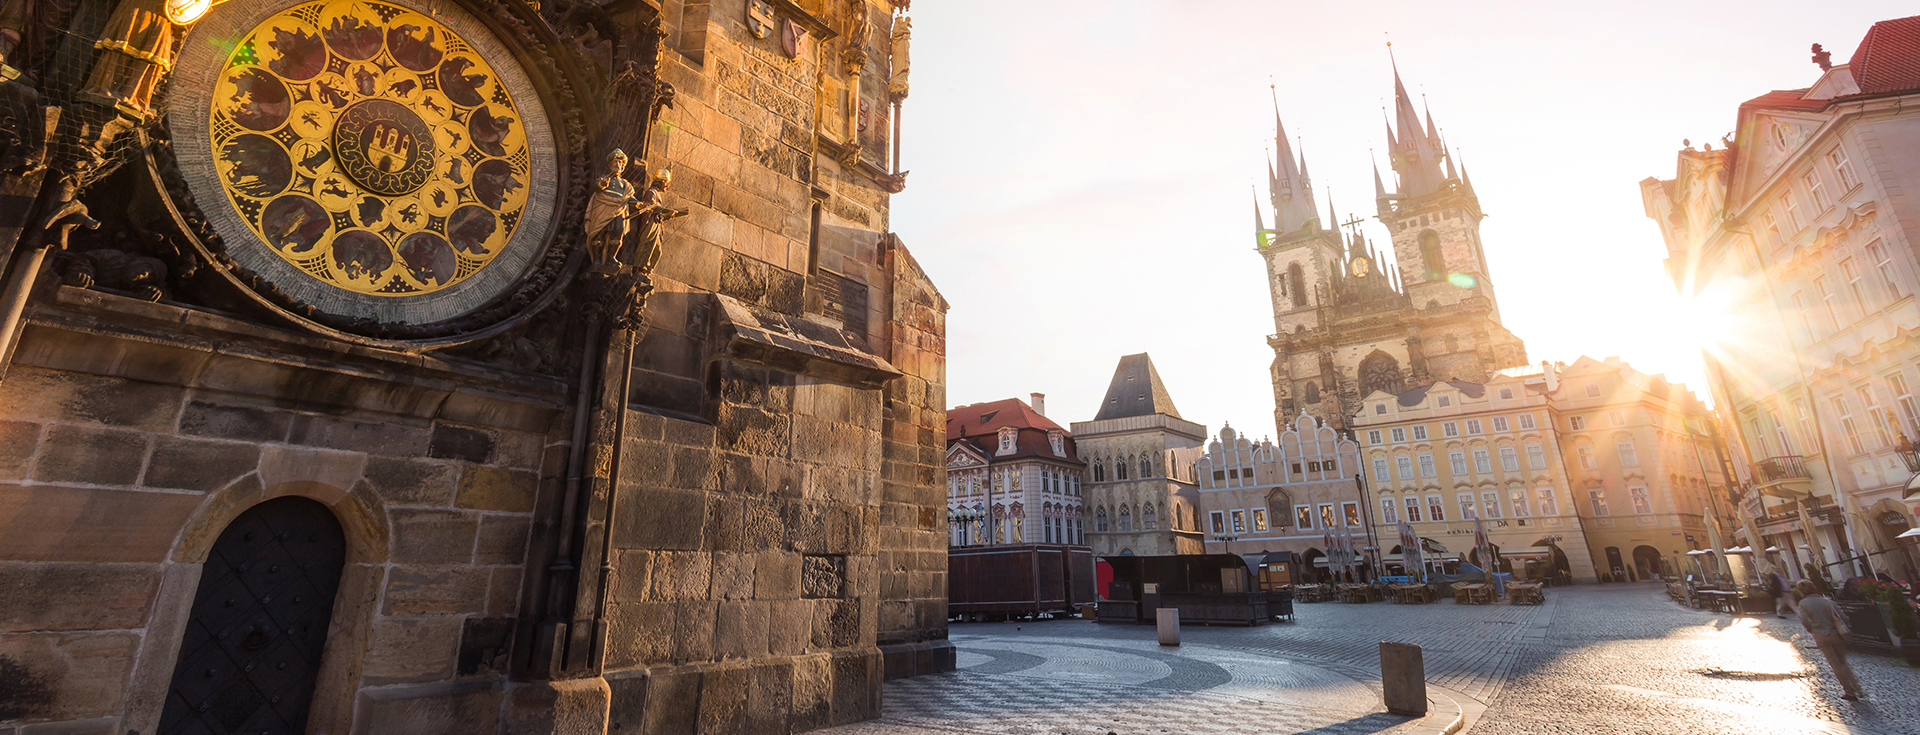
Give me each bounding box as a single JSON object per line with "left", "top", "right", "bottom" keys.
{"left": 1603, "top": 546, "right": 1626, "bottom": 582}
{"left": 159, "top": 497, "right": 346, "bottom": 735}
{"left": 1632, "top": 545, "right": 1665, "bottom": 580}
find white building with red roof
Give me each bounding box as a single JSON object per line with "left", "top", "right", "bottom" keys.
{"left": 1642, "top": 14, "right": 1920, "bottom": 582}
{"left": 945, "top": 394, "right": 1087, "bottom": 547}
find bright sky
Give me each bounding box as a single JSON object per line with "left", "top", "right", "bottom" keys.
{"left": 888, "top": 0, "right": 1912, "bottom": 439}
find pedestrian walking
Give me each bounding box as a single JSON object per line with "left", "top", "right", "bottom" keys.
{"left": 1796, "top": 579, "right": 1864, "bottom": 700}
{"left": 1766, "top": 570, "right": 1796, "bottom": 618}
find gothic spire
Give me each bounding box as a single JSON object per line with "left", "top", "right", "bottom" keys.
{"left": 1267, "top": 88, "right": 1319, "bottom": 234}
{"left": 1386, "top": 50, "right": 1447, "bottom": 199}
{"left": 1372, "top": 152, "right": 1388, "bottom": 201}
{"left": 1252, "top": 187, "right": 1268, "bottom": 246}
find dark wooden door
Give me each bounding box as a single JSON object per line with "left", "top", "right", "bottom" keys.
{"left": 160, "top": 497, "right": 346, "bottom": 735}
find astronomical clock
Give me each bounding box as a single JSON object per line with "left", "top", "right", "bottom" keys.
{"left": 157, "top": 0, "right": 587, "bottom": 343}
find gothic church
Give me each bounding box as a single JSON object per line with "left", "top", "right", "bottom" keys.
{"left": 1260, "top": 64, "right": 1528, "bottom": 435}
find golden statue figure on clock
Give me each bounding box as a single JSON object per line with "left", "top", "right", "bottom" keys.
{"left": 208, "top": 0, "right": 530, "bottom": 296}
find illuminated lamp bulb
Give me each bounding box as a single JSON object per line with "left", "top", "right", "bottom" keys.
{"left": 165, "top": 0, "right": 217, "bottom": 24}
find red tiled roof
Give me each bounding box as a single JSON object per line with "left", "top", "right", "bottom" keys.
{"left": 946, "top": 398, "right": 1066, "bottom": 441}
{"left": 1737, "top": 89, "right": 1825, "bottom": 112}
{"left": 1849, "top": 15, "right": 1920, "bottom": 95}
{"left": 945, "top": 398, "right": 1082, "bottom": 466}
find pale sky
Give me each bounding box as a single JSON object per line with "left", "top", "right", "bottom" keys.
{"left": 889, "top": 0, "right": 1912, "bottom": 439}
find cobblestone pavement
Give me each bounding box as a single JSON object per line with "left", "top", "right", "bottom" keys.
{"left": 826, "top": 582, "right": 1920, "bottom": 734}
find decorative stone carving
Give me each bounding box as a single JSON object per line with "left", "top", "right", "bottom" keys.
{"left": 886, "top": 14, "right": 908, "bottom": 102}
{"left": 584, "top": 149, "right": 640, "bottom": 271}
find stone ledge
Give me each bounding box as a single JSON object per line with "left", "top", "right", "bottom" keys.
{"left": 713, "top": 294, "right": 901, "bottom": 388}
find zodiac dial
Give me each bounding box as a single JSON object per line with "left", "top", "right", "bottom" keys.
{"left": 209, "top": 0, "right": 530, "bottom": 296}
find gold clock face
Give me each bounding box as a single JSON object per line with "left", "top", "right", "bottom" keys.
{"left": 1351, "top": 255, "right": 1371, "bottom": 278}
{"left": 209, "top": 0, "right": 531, "bottom": 296}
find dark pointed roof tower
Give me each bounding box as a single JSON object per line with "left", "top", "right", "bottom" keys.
{"left": 1268, "top": 89, "right": 1320, "bottom": 234}
{"left": 1094, "top": 353, "right": 1183, "bottom": 420}
{"left": 1387, "top": 50, "right": 1448, "bottom": 199}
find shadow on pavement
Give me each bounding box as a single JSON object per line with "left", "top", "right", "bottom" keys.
{"left": 1290, "top": 712, "right": 1417, "bottom": 734}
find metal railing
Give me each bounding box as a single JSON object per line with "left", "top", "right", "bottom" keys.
{"left": 1751, "top": 455, "right": 1812, "bottom": 483}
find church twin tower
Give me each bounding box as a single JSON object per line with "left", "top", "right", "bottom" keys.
{"left": 1258, "top": 63, "right": 1527, "bottom": 434}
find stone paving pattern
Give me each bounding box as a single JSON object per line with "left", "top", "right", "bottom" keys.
{"left": 825, "top": 582, "right": 1920, "bottom": 734}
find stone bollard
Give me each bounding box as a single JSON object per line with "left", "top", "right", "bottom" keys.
{"left": 1379, "top": 641, "right": 1427, "bottom": 716}
{"left": 1156, "top": 608, "right": 1180, "bottom": 646}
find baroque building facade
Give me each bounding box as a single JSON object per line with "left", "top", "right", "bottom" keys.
{"left": 1352, "top": 372, "right": 1600, "bottom": 583}
{"left": 1192, "top": 417, "right": 1364, "bottom": 576}
{"left": 1073, "top": 354, "right": 1207, "bottom": 556}
{"left": 944, "top": 395, "right": 1086, "bottom": 547}
{"left": 1543, "top": 357, "right": 1727, "bottom": 583}
{"left": 0, "top": 0, "right": 947, "bottom": 733}
{"left": 1641, "top": 14, "right": 1920, "bottom": 583}
{"left": 1260, "top": 67, "right": 1526, "bottom": 436}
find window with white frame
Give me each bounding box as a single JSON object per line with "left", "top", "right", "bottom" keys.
{"left": 1804, "top": 170, "right": 1831, "bottom": 211}
{"left": 1458, "top": 493, "right": 1477, "bottom": 520}
{"left": 1577, "top": 446, "right": 1596, "bottom": 470}
{"left": 1834, "top": 396, "right": 1864, "bottom": 454}
{"left": 1427, "top": 495, "right": 1445, "bottom": 522}
{"left": 1375, "top": 403, "right": 1387, "bottom": 415}
{"left": 1608, "top": 410, "right": 1626, "bottom": 427}
{"left": 1368, "top": 429, "right": 1382, "bottom": 445}
{"left": 1526, "top": 444, "right": 1546, "bottom": 469}
{"left": 1570, "top": 415, "right": 1587, "bottom": 431}
{"left": 1517, "top": 412, "right": 1536, "bottom": 430}
{"left": 1437, "top": 395, "right": 1452, "bottom": 407}
{"left": 1785, "top": 192, "right": 1802, "bottom": 231}
{"left": 1397, "top": 456, "right": 1414, "bottom": 480}
{"left": 1629, "top": 486, "right": 1652, "bottom": 515}
{"left": 1318, "top": 504, "right": 1336, "bottom": 530}
{"left": 1770, "top": 409, "right": 1796, "bottom": 455}
{"left": 1374, "top": 457, "right": 1390, "bottom": 481}
{"left": 1492, "top": 416, "right": 1509, "bottom": 432}
{"left": 1449, "top": 451, "right": 1468, "bottom": 475}
{"left": 1760, "top": 210, "right": 1781, "bottom": 250}
{"left": 1443, "top": 421, "right": 1459, "bottom": 438}
{"left": 1829, "top": 146, "right": 1859, "bottom": 191}
{"left": 1230, "top": 509, "right": 1246, "bottom": 533}
{"left": 1294, "top": 505, "right": 1313, "bottom": 529}
{"left": 1585, "top": 384, "right": 1601, "bottom": 398}
{"left": 1617, "top": 442, "right": 1639, "bottom": 467}
{"left": 1536, "top": 487, "right": 1559, "bottom": 516}
{"left": 1343, "top": 502, "right": 1361, "bottom": 527}
{"left": 1796, "top": 399, "right": 1818, "bottom": 454}
{"left": 1867, "top": 240, "right": 1902, "bottom": 301}
{"left": 1482, "top": 491, "right": 1502, "bottom": 519}
{"left": 1500, "top": 388, "right": 1514, "bottom": 400}
{"left": 998, "top": 428, "right": 1016, "bottom": 451}
{"left": 1465, "top": 419, "right": 1483, "bottom": 435}
{"left": 1403, "top": 496, "right": 1422, "bottom": 522}
{"left": 1473, "top": 449, "right": 1493, "bottom": 474}
{"left": 1412, "top": 424, "right": 1429, "bottom": 441}
{"left": 1209, "top": 510, "right": 1225, "bottom": 534}
{"left": 1890, "top": 373, "right": 1919, "bottom": 436}
{"left": 1252, "top": 508, "right": 1268, "bottom": 532}
{"left": 1842, "top": 258, "right": 1868, "bottom": 318}
{"left": 1510, "top": 489, "right": 1531, "bottom": 517}
{"left": 1589, "top": 489, "right": 1610, "bottom": 516}
{"left": 1391, "top": 427, "right": 1406, "bottom": 442}
{"left": 1418, "top": 453, "right": 1436, "bottom": 478}
{"left": 1816, "top": 276, "right": 1839, "bottom": 332}
{"left": 1858, "top": 386, "right": 1891, "bottom": 448}
{"left": 1499, "top": 446, "right": 1519, "bottom": 472}
{"left": 1786, "top": 291, "right": 1815, "bottom": 346}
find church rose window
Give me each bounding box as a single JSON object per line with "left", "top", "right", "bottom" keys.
{"left": 1359, "top": 353, "right": 1404, "bottom": 396}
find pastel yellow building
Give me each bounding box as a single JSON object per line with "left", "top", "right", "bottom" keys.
{"left": 1353, "top": 373, "right": 1600, "bottom": 583}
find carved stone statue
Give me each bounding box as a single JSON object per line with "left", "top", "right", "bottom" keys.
{"left": 625, "top": 168, "right": 686, "bottom": 275}
{"left": 583, "top": 149, "right": 639, "bottom": 270}
{"left": 886, "top": 14, "right": 909, "bottom": 102}
{"left": 79, "top": 0, "right": 184, "bottom": 117}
